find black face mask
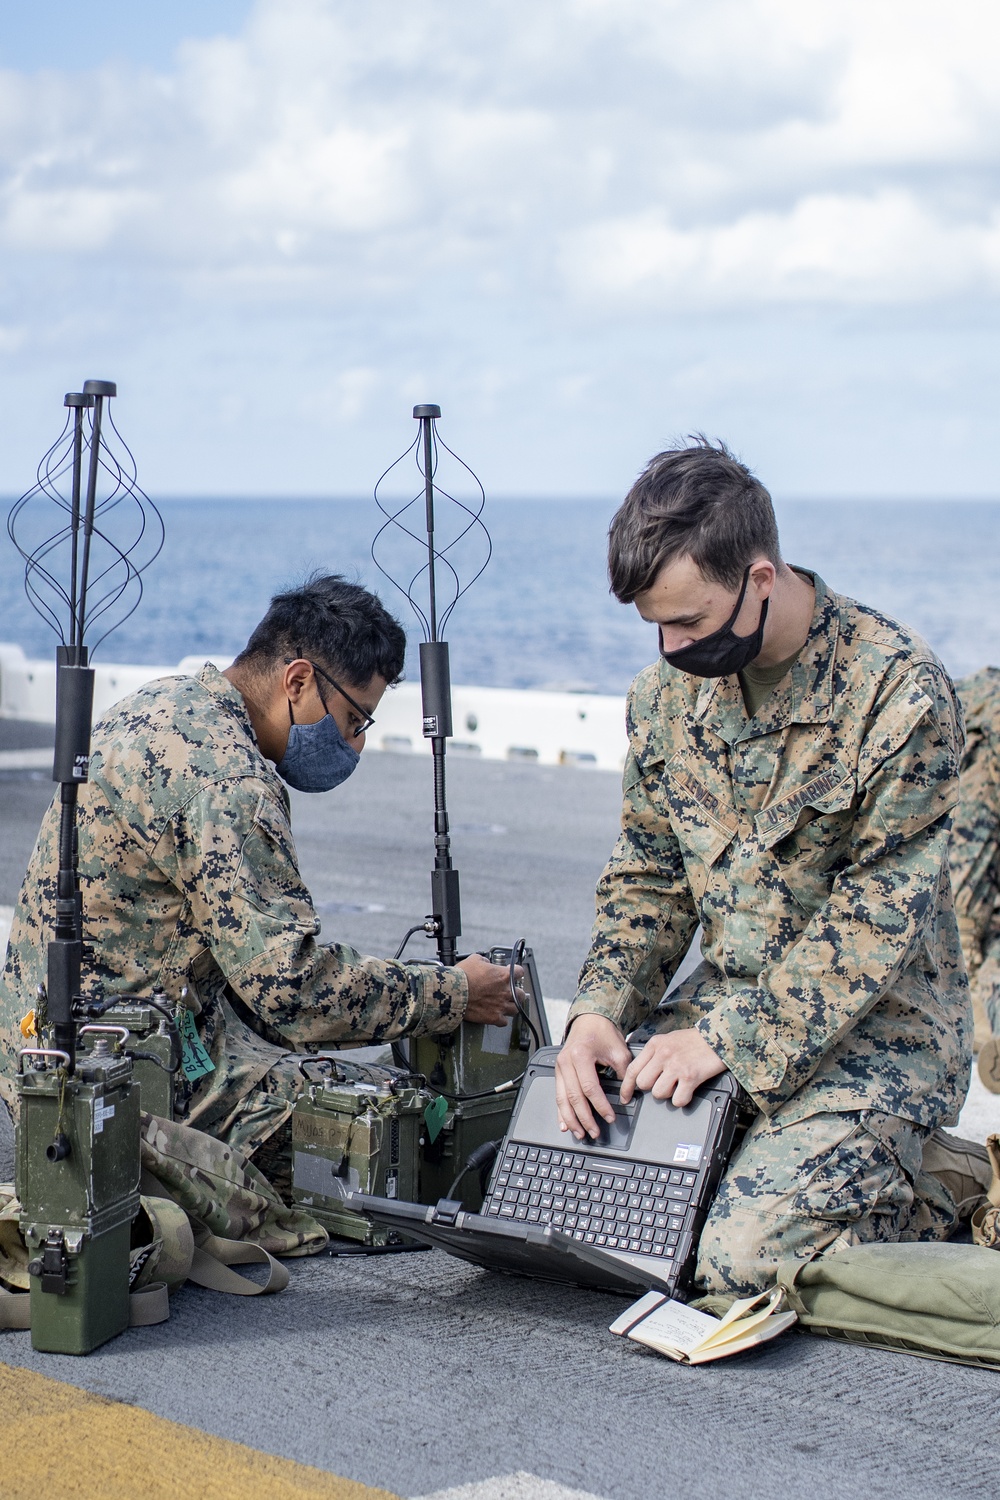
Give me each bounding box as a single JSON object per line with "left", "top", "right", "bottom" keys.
{"left": 659, "top": 566, "right": 769, "bottom": 678}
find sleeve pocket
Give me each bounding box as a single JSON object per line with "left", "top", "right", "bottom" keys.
{"left": 857, "top": 683, "right": 933, "bottom": 786}
{"left": 236, "top": 793, "right": 315, "bottom": 925}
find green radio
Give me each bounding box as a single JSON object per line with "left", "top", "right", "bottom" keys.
{"left": 410, "top": 945, "right": 549, "bottom": 1212}
{"left": 288, "top": 945, "right": 551, "bottom": 1247}
{"left": 17, "top": 1037, "right": 140, "bottom": 1354}
{"left": 291, "top": 1068, "right": 428, "bottom": 1246}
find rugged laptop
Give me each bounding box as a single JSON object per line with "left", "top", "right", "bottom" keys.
{"left": 349, "top": 1045, "right": 752, "bottom": 1298}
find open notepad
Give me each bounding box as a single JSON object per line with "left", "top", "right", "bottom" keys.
{"left": 610, "top": 1285, "right": 796, "bottom": 1364}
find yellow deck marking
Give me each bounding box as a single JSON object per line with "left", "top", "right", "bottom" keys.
{"left": 1, "top": 1362, "right": 400, "bottom": 1500}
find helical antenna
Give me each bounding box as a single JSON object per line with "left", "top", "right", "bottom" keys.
{"left": 371, "top": 405, "right": 491, "bottom": 965}
{"left": 6, "top": 381, "right": 162, "bottom": 1071}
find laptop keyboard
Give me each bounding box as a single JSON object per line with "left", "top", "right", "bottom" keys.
{"left": 482, "top": 1141, "right": 698, "bottom": 1260}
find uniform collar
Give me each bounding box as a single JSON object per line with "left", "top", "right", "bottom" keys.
{"left": 197, "top": 662, "right": 259, "bottom": 745}
{"left": 689, "top": 569, "right": 840, "bottom": 745}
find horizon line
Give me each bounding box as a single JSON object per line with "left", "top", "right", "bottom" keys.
{"left": 1, "top": 491, "right": 996, "bottom": 505}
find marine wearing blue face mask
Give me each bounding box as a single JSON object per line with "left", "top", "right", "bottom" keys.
{"left": 0, "top": 574, "right": 524, "bottom": 1201}
{"left": 278, "top": 707, "right": 359, "bottom": 793}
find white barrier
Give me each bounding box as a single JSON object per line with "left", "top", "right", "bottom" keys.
{"left": 0, "top": 642, "right": 629, "bottom": 771}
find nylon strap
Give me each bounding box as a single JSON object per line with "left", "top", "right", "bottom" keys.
{"left": 0, "top": 1282, "right": 170, "bottom": 1330}
{"left": 0, "top": 1287, "right": 30, "bottom": 1330}
{"left": 189, "top": 1235, "right": 289, "bottom": 1295}
{"left": 128, "top": 1281, "right": 170, "bottom": 1326}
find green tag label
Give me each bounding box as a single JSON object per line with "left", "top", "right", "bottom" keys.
{"left": 423, "top": 1094, "right": 448, "bottom": 1144}
{"left": 179, "top": 1008, "right": 215, "bottom": 1083}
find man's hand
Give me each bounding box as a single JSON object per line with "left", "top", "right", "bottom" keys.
{"left": 555, "top": 1014, "right": 633, "bottom": 1141}
{"left": 619, "top": 1030, "right": 726, "bottom": 1109}
{"left": 458, "top": 953, "right": 523, "bottom": 1026}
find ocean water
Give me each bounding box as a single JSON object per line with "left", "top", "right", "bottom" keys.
{"left": 2, "top": 496, "right": 1000, "bottom": 694}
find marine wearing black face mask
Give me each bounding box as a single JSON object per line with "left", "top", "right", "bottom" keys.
{"left": 555, "top": 437, "right": 975, "bottom": 1303}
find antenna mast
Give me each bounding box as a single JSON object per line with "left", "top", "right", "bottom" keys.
{"left": 414, "top": 404, "right": 460, "bottom": 965}
{"left": 372, "top": 403, "right": 491, "bottom": 967}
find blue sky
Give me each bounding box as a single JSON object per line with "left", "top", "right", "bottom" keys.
{"left": 0, "top": 1, "right": 997, "bottom": 499}
{"left": 0, "top": 3, "right": 253, "bottom": 72}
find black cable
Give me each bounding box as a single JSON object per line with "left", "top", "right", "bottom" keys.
{"left": 327, "top": 1057, "right": 403, "bottom": 1090}
{"left": 445, "top": 1139, "right": 502, "bottom": 1202}
{"left": 393, "top": 924, "right": 431, "bottom": 961}
{"left": 507, "top": 938, "right": 540, "bottom": 1051}
{"left": 85, "top": 991, "right": 182, "bottom": 1074}
{"left": 433, "top": 1076, "right": 523, "bottom": 1103}
{"left": 126, "top": 1048, "right": 179, "bottom": 1075}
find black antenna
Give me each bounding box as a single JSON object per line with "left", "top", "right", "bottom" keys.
{"left": 372, "top": 404, "right": 491, "bottom": 966}
{"left": 7, "top": 380, "right": 163, "bottom": 1070}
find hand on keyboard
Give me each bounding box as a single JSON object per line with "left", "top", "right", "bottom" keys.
{"left": 619, "top": 1030, "right": 726, "bottom": 1108}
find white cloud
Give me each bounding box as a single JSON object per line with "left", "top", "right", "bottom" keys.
{"left": 0, "top": 0, "right": 998, "bottom": 495}
{"left": 0, "top": 0, "right": 996, "bottom": 305}
{"left": 562, "top": 192, "right": 1000, "bottom": 307}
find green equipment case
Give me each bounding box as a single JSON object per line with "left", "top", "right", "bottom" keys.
{"left": 417, "top": 1089, "right": 517, "bottom": 1212}
{"left": 99, "top": 1000, "right": 177, "bottom": 1118}
{"left": 16, "top": 1043, "right": 140, "bottom": 1354}
{"left": 291, "top": 1074, "right": 427, "bottom": 1246}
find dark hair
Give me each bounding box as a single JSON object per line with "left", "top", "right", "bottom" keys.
{"left": 235, "top": 574, "right": 407, "bottom": 687}
{"left": 608, "top": 438, "right": 781, "bottom": 602}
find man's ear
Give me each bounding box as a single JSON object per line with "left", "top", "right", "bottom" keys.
{"left": 748, "top": 559, "right": 777, "bottom": 599}
{"left": 281, "top": 657, "right": 314, "bottom": 705}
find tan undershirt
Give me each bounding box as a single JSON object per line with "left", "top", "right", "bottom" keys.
{"left": 739, "top": 649, "right": 801, "bottom": 717}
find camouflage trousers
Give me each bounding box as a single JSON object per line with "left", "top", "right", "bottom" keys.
{"left": 213, "top": 1054, "right": 317, "bottom": 1204}
{"left": 696, "top": 1108, "right": 957, "bottom": 1296}
{"left": 969, "top": 951, "right": 1000, "bottom": 1050}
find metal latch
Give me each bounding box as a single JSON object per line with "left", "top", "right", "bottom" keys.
{"left": 27, "top": 1228, "right": 70, "bottom": 1295}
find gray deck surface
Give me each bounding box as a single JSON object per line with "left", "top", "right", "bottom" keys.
{"left": 1, "top": 719, "right": 999, "bottom": 1499}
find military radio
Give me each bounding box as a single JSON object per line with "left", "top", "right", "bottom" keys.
{"left": 290, "top": 405, "right": 550, "bottom": 1246}
{"left": 291, "top": 1062, "right": 426, "bottom": 1246}
{"left": 408, "top": 943, "right": 549, "bottom": 1211}
{"left": 8, "top": 379, "right": 166, "bottom": 1351}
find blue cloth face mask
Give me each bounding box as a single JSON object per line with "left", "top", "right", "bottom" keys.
{"left": 276, "top": 703, "right": 360, "bottom": 793}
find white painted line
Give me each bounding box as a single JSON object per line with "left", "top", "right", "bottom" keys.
{"left": 0, "top": 749, "right": 52, "bottom": 769}
{"left": 412, "top": 1472, "right": 608, "bottom": 1500}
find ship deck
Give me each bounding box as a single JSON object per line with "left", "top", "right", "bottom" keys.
{"left": 0, "top": 719, "right": 996, "bottom": 1500}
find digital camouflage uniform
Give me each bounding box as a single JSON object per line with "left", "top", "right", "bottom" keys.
{"left": 568, "top": 572, "right": 972, "bottom": 1295}
{"left": 950, "top": 666, "right": 1000, "bottom": 1050}
{"left": 0, "top": 666, "right": 467, "bottom": 1184}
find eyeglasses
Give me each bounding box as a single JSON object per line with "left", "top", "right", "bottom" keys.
{"left": 285, "top": 655, "right": 375, "bottom": 739}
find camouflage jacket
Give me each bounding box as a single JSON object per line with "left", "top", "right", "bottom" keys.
{"left": 0, "top": 666, "right": 467, "bottom": 1130}
{"left": 568, "top": 572, "right": 971, "bottom": 1127}
{"left": 950, "top": 666, "right": 1000, "bottom": 1042}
